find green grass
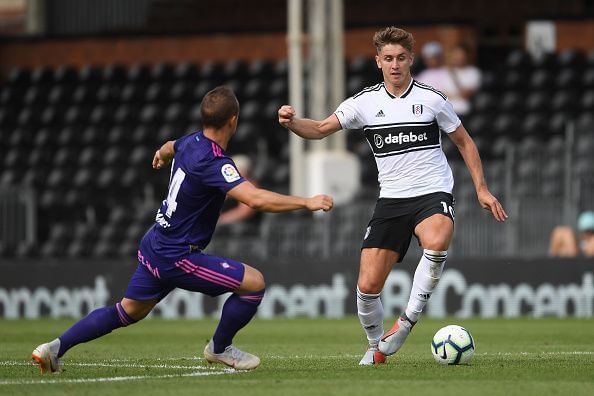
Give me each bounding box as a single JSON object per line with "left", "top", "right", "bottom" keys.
{"left": 1, "top": 317, "right": 594, "bottom": 395}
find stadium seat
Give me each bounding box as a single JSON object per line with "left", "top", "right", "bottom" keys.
{"left": 525, "top": 91, "right": 550, "bottom": 113}
{"left": 505, "top": 49, "right": 531, "bottom": 71}
{"left": 248, "top": 59, "right": 275, "bottom": 80}
{"left": 556, "top": 68, "right": 580, "bottom": 90}
{"left": 529, "top": 69, "right": 554, "bottom": 91}
{"left": 478, "top": 71, "right": 501, "bottom": 92}
{"left": 31, "top": 65, "right": 54, "bottom": 86}
{"left": 7, "top": 66, "right": 31, "bottom": 87}
{"left": 551, "top": 90, "right": 578, "bottom": 113}
{"left": 558, "top": 48, "right": 585, "bottom": 70}
{"left": 549, "top": 111, "right": 572, "bottom": 135}
{"left": 146, "top": 82, "right": 170, "bottom": 103}
{"left": 54, "top": 65, "right": 78, "bottom": 86}
{"left": 268, "top": 78, "right": 288, "bottom": 101}
{"left": 581, "top": 90, "right": 594, "bottom": 110}
{"left": 128, "top": 63, "right": 152, "bottom": 84}
{"left": 224, "top": 59, "right": 250, "bottom": 81}
{"left": 274, "top": 59, "right": 288, "bottom": 78}
{"left": 503, "top": 70, "right": 527, "bottom": 91}
{"left": 531, "top": 52, "right": 558, "bottom": 71}
{"left": 492, "top": 113, "right": 520, "bottom": 137}
{"left": 521, "top": 112, "right": 549, "bottom": 135}
{"left": 471, "top": 91, "right": 496, "bottom": 114}
{"left": 72, "top": 85, "right": 95, "bottom": 105}
{"left": 78, "top": 64, "right": 103, "bottom": 86}
{"left": 169, "top": 81, "right": 194, "bottom": 102}
{"left": 174, "top": 62, "right": 199, "bottom": 81}
{"left": 243, "top": 79, "right": 266, "bottom": 100}
{"left": 200, "top": 61, "right": 225, "bottom": 84}
{"left": 152, "top": 62, "right": 175, "bottom": 82}
{"left": 48, "top": 85, "right": 73, "bottom": 105}
{"left": 103, "top": 64, "right": 128, "bottom": 84}
{"left": 500, "top": 91, "right": 524, "bottom": 113}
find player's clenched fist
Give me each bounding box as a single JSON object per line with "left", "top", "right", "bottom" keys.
{"left": 306, "top": 194, "right": 334, "bottom": 212}
{"left": 278, "top": 105, "right": 296, "bottom": 128}
{"left": 152, "top": 150, "right": 167, "bottom": 169}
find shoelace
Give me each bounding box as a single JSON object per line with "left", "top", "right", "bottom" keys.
{"left": 226, "top": 346, "right": 249, "bottom": 361}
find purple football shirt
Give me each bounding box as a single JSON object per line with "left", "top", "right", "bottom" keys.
{"left": 142, "top": 131, "right": 245, "bottom": 259}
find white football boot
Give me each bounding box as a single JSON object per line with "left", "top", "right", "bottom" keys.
{"left": 378, "top": 316, "right": 415, "bottom": 356}
{"left": 203, "top": 340, "right": 260, "bottom": 370}
{"left": 358, "top": 344, "right": 386, "bottom": 366}
{"left": 31, "top": 343, "right": 62, "bottom": 374}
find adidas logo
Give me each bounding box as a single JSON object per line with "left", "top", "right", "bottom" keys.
{"left": 375, "top": 110, "right": 385, "bottom": 117}
{"left": 418, "top": 293, "right": 431, "bottom": 300}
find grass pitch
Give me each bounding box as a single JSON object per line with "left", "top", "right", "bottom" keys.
{"left": 1, "top": 317, "right": 593, "bottom": 395}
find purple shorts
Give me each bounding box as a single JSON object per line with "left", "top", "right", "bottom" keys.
{"left": 124, "top": 248, "right": 246, "bottom": 301}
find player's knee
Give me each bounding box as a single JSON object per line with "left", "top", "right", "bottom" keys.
{"left": 241, "top": 265, "right": 266, "bottom": 292}
{"left": 357, "top": 281, "right": 383, "bottom": 295}
{"left": 421, "top": 236, "right": 450, "bottom": 251}
{"left": 120, "top": 298, "right": 156, "bottom": 322}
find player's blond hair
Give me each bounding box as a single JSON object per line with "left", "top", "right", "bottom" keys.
{"left": 373, "top": 26, "right": 415, "bottom": 53}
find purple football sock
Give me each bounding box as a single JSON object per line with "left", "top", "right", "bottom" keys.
{"left": 58, "top": 302, "right": 136, "bottom": 357}
{"left": 212, "top": 289, "right": 265, "bottom": 353}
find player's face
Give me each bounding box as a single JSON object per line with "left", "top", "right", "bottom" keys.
{"left": 375, "top": 44, "right": 413, "bottom": 88}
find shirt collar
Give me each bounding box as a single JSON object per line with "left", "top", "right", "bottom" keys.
{"left": 383, "top": 78, "right": 414, "bottom": 99}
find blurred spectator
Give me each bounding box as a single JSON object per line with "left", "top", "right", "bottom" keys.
{"left": 445, "top": 44, "right": 481, "bottom": 116}
{"left": 416, "top": 42, "right": 481, "bottom": 116}
{"left": 415, "top": 41, "right": 449, "bottom": 92}
{"left": 549, "top": 211, "right": 594, "bottom": 257}
{"left": 217, "top": 155, "right": 258, "bottom": 226}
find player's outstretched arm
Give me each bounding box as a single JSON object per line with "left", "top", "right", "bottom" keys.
{"left": 278, "top": 105, "right": 342, "bottom": 140}
{"left": 447, "top": 125, "right": 508, "bottom": 222}
{"left": 227, "top": 180, "right": 333, "bottom": 213}
{"left": 152, "top": 140, "right": 175, "bottom": 169}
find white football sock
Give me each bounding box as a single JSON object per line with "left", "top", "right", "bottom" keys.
{"left": 357, "top": 286, "right": 384, "bottom": 344}
{"left": 405, "top": 249, "right": 447, "bottom": 323}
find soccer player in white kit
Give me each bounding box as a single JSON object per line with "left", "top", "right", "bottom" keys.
{"left": 278, "top": 26, "right": 507, "bottom": 365}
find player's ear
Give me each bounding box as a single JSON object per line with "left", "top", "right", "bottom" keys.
{"left": 375, "top": 54, "right": 381, "bottom": 69}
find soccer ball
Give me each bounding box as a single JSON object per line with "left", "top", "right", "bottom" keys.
{"left": 431, "top": 325, "right": 475, "bottom": 365}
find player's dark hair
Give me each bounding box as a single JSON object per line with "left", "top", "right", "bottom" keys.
{"left": 200, "top": 86, "right": 240, "bottom": 129}
{"left": 373, "top": 26, "right": 415, "bottom": 53}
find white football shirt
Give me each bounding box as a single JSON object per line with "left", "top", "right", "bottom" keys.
{"left": 334, "top": 79, "right": 461, "bottom": 198}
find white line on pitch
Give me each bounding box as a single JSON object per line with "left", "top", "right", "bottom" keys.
{"left": 0, "top": 370, "right": 235, "bottom": 386}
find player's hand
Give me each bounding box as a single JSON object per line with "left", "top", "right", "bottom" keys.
{"left": 278, "top": 105, "right": 296, "bottom": 128}
{"left": 477, "top": 188, "right": 508, "bottom": 222}
{"left": 306, "top": 194, "right": 334, "bottom": 212}
{"left": 152, "top": 149, "right": 170, "bottom": 170}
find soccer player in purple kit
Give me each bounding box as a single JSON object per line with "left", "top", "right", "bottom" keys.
{"left": 32, "top": 86, "right": 333, "bottom": 373}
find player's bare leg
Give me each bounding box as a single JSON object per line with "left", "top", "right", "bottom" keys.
{"left": 204, "top": 264, "right": 264, "bottom": 370}
{"left": 357, "top": 248, "right": 398, "bottom": 365}
{"left": 379, "top": 214, "right": 453, "bottom": 356}
{"left": 32, "top": 298, "right": 156, "bottom": 374}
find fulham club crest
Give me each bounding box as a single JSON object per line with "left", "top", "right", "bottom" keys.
{"left": 412, "top": 104, "right": 423, "bottom": 117}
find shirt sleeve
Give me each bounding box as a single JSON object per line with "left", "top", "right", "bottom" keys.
{"left": 436, "top": 99, "right": 462, "bottom": 133}
{"left": 334, "top": 96, "right": 365, "bottom": 130}
{"left": 201, "top": 156, "right": 246, "bottom": 193}
{"left": 173, "top": 132, "right": 197, "bottom": 152}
